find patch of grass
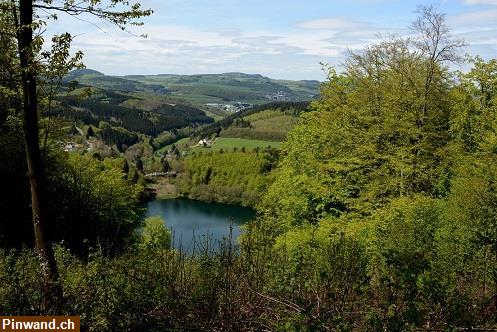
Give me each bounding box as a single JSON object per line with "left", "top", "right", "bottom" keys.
{"left": 221, "top": 109, "right": 299, "bottom": 141}
{"left": 190, "top": 138, "right": 281, "bottom": 153}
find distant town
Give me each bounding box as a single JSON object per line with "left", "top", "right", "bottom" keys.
{"left": 204, "top": 90, "right": 300, "bottom": 113}
{"left": 205, "top": 102, "right": 253, "bottom": 113}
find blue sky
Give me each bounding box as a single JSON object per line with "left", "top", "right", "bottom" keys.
{"left": 45, "top": 0, "right": 497, "bottom": 80}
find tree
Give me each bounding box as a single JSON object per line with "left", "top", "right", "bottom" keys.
{"left": 160, "top": 157, "right": 170, "bottom": 173}
{"left": 450, "top": 56, "right": 497, "bottom": 153}
{"left": 411, "top": 5, "right": 465, "bottom": 129}
{"left": 0, "top": 3, "right": 21, "bottom": 120}
{"left": 68, "top": 122, "right": 78, "bottom": 135}
{"left": 136, "top": 157, "right": 144, "bottom": 173}
{"left": 122, "top": 158, "right": 129, "bottom": 175}
{"left": 130, "top": 169, "right": 139, "bottom": 184}
{"left": 5, "top": 0, "right": 151, "bottom": 313}
{"left": 140, "top": 216, "right": 171, "bottom": 251}
{"left": 86, "top": 125, "right": 94, "bottom": 138}
{"left": 171, "top": 144, "right": 180, "bottom": 158}
{"left": 258, "top": 7, "right": 463, "bottom": 235}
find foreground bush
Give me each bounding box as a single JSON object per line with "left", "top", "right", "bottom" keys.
{"left": 1, "top": 208, "right": 496, "bottom": 332}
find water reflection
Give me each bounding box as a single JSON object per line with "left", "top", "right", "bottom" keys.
{"left": 145, "top": 198, "right": 256, "bottom": 251}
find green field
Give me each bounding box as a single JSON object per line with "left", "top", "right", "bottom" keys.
{"left": 221, "top": 109, "right": 299, "bottom": 141}
{"left": 190, "top": 137, "right": 281, "bottom": 153}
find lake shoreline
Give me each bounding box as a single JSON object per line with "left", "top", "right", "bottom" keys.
{"left": 147, "top": 176, "right": 258, "bottom": 208}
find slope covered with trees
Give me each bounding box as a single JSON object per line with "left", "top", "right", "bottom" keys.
{"left": 54, "top": 88, "right": 213, "bottom": 136}
{"left": 219, "top": 109, "right": 300, "bottom": 141}
{"left": 195, "top": 101, "right": 309, "bottom": 139}
{"left": 249, "top": 8, "right": 497, "bottom": 329}
{"left": 178, "top": 148, "right": 279, "bottom": 206}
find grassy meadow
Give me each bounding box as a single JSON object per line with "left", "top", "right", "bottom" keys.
{"left": 190, "top": 137, "right": 282, "bottom": 153}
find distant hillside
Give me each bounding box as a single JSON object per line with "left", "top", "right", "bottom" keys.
{"left": 124, "top": 72, "right": 319, "bottom": 104}
{"left": 53, "top": 86, "right": 213, "bottom": 136}
{"left": 58, "top": 70, "right": 318, "bottom": 143}
{"left": 65, "top": 70, "right": 320, "bottom": 107}
{"left": 64, "top": 68, "right": 104, "bottom": 80}
{"left": 63, "top": 69, "right": 168, "bottom": 94}
{"left": 195, "top": 101, "right": 310, "bottom": 141}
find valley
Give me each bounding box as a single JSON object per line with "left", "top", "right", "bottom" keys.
{"left": 52, "top": 69, "right": 315, "bottom": 207}
{"left": 64, "top": 69, "right": 319, "bottom": 117}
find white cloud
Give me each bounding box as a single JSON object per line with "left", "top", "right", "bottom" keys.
{"left": 455, "top": 29, "right": 497, "bottom": 47}
{"left": 58, "top": 19, "right": 363, "bottom": 77}
{"left": 462, "top": 0, "right": 497, "bottom": 5}
{"left": 54, "top": 12, "right": 393, "bottom": 80}
{"left": 42, "top": 2, "right": 496, "bottom": 80}
{"left": 450, "top": 9, "right": 497, "bottom": 25}
{"left": 62, "top": 25, "right": 339, "bottom": 80}
{"left": 296, "top": 17, "right": 366, "bottom": 30}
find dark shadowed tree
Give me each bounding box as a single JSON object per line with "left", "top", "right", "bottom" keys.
{"left": 122, "top": 158, "right": 130, "bottom": 175}
{"left": 86, "top": 125, "right": 94, "bottom": 138}
{"left": 136, "top": 157, "right": 144, "bottom": 173}
{"left": 160, "top": 157, "right": 171, "bottom": 173}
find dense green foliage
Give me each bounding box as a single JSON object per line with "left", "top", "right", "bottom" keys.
{"left": 178, "top": 149, "right": 279, "bottom": 206}
{"left": 0, "top": 120, "right": 144, "bottom": 255}
{"left": 151, "top": 127, "right": 193, "bottom": 151}
{"left": 49, "top": 154, "right": 144, "bottom": 255}
{"left": 248, "top": 41, "right": 497, "bottom": 329}
{"left": 98, "top": 121, "right": 139, "bottom": 150}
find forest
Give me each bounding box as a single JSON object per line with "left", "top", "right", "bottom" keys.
{"left": 177, "top": 148, "right": 279, "bottom": 206}
{"left": 1, "top": 0, "right": 497, "bottom": 331}
{"left": 55, "top": 91, "right": 213, "bottom": 136}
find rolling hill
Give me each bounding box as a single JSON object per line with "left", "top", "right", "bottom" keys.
{"left": 65, "top": 69, "right": 320, "bottom": 107}
{"left": 157, "top": 101, "right": 310, "bottom": 156}
{"left": 193, "top": 101, "right": 310, "bottom": 141}
{"left": 56, "top": 70, "right": 317, "bottom": 155}
{"left": 53, "top": 85, "right": 213, "bottom": 137}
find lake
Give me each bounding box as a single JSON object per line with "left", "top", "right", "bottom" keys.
{"left": 145, "top": 198, "right": 256, "bottom": 251}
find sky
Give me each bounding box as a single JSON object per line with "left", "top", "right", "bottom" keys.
{"left": 45, "top": 0, "right": 497, "bottom": 80}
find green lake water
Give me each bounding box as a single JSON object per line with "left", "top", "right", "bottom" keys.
{"left": 145, "top": 198, "right": 256, "bottom": 251}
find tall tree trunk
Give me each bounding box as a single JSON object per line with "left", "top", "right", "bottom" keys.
{"left": 17, "top": 0, "right": 63, "bottom": 314}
